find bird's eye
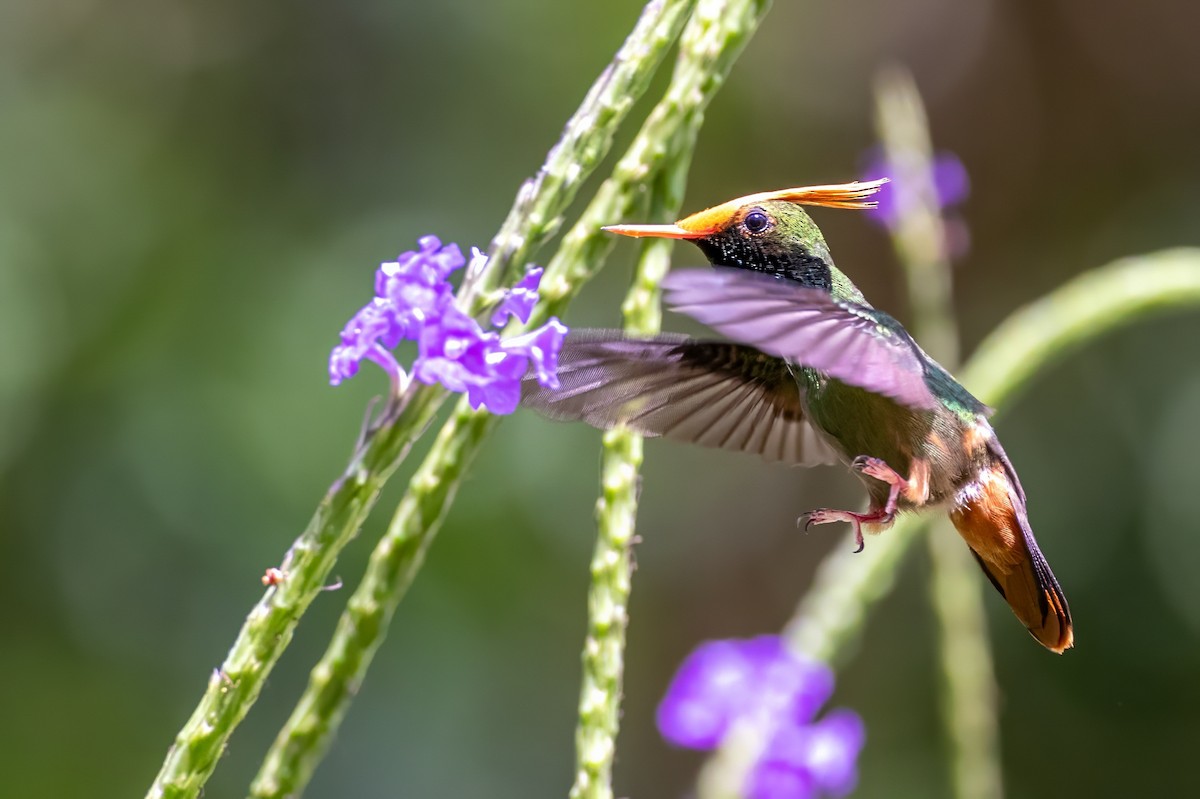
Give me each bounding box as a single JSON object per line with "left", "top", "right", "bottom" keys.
{"left": 743, "top": 210, "right": 771, "bottom": 234}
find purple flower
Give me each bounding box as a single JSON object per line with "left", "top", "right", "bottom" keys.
{"left": 861, "top": 148, "right": 970, "bottom": 258}
{"left": 491, "top": 267, "right": 544, "bottom": 327}
{"left": 751, "top": 710, "right": 865, "bottom": 799}
{"left": 505, "top": 319, "right": 566, "bottom": 390}
{"left": 329, "top": 300, "right": 406, "bottom": 387}
{"left": 861, "top": 148, "right": 969, "bottom": 224}
{"left": 657, "top": 635, "right": 864, "bottom": 799}
{"left": 658, "top": 637, "right": 833, "bottom": 749}
{"left": 329, "top": 236, "right": 565, "bottom": 414}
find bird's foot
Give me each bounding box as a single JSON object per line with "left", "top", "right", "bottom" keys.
{"left": 798, "top": 456, "right": 907, "bottom": 553}
{"left": 800, "top": 506, "right": 896, "bottom": 553}
{"left": 850, "top": 455, "right": 906, "bottom": 517}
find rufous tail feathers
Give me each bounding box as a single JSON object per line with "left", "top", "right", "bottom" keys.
{"left": 949, "top": 450, "right": 1073, "bottom": 653}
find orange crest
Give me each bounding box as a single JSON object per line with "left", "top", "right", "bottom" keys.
{"left": 603, "top": 178, "right": 889, "bottom": 239}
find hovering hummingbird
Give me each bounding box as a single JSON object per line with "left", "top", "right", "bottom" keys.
{"left": 521, "top": 179, "right": 1073, "bottom": 653}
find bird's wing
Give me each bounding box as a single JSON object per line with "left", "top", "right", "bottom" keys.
{"left": 521, "top": 330, "right": 839, "bottom": 466}
{"left": 662, "top": 268, "right": 940, "bottom": 410}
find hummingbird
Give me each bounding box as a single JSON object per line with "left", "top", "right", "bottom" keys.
{"left": 521, "top": 179, "right": 1073, "bottom": 653}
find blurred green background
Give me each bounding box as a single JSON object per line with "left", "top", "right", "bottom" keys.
{"left": 2, "top": 1, "right": 1199, "bottom": 797}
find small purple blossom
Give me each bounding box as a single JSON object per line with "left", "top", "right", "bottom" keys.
{"left": 329, "top": 236, "right": 565, "bottom": 414}
{"left": 861, "top": 148, "right": 970, "bottom": 258}
{"left": 329, "top": 300, "right": 406, "bottom": 387}
{"left": 491, "top": 267, "right": 544, "bottom": 327}
{"left": 412, "top": 301, "right": 566, "bottom": 415}
{"left": 751, "top": 709, "right": 865, "bottom": 799}
{"left": 657, "top": 635, "right": 864, "bottom": 799}
{"left": 506, "top": 320, "right": 566, "bottom": 389}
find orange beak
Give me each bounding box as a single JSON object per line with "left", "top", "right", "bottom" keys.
{"left": 600, "top": 223, "right": 704, "bottom": 239}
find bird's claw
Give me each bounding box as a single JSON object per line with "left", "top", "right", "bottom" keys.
{"left": 797, "top": 456, "right": 907, "bottom": 553}
{"left": 800, "top": 508, "right": 838, "bottom": 528}
{"left": 851, "top": 455, "right": 903, "bottom": 486}
{"left": 798, "top": 508, "right": 868, "bottom": 552}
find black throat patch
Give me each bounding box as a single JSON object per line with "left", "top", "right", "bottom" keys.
{"left": 693, "top": 234, "right": 832, "bottom": 290}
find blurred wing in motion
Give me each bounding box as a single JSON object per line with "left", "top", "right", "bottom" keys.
{"left": 521, "top": 330, "right": 838, "bottom": 466}
{"left": 662, "top": 268, "right": 941, "bottom": 410}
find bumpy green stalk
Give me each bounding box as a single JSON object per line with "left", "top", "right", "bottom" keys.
{"left": 784, "top": 516, "right": 928, "bottom": 661}
{"left": 572, "top": 429, "right": 645, "bottom": 799}
{"left": 533, "top": 0, "right": 773, "bottom": 325}
{"left": 569, "top": 137, "right": 693, "bottom": 799}
{"left": 926, "top": 520, "right": 1004, "bottom": 799}
{"left": 809, "top": 252, "right": 1200, "bottom": 703}
{"left": 249, "top": 400, "right": 496, "bottom": 799}
{"left": 702, "top": 521, "right": 929, "bottom": 799}
{"left": 147, "top": 386, "right": 444, "bottom": 799}
{"left": 704, "top": 249, "right": 1200, "bottom": 798}
{"left": 874, "top": 66, "right": 1003, "bottom": 799}
{"left": 787, "top": 250, "right": 1200, "bottom": 658}
{"left": 961, "top": 249, "right": 1200, "bottom": 401}
{"left": 944, "top": 254, "right": 1200, "bottom": 795}
{"left": 874, "top": 67, "right": 959, "bottom": 365}
{"left": 246, "top": 3, "right": 769, "bottom": 797}
{"left": 147, "top": 5, "right": 691, "bottom": 797}
{"left": 465, "top": 0, "right": 698, "bottom": 306}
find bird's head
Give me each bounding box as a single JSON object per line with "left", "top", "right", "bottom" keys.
{"left": 603, "top": 178, "right": 887, "bottom": 289}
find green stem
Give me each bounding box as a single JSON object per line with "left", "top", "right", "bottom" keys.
{"left": 573, "top": 427, "right": 644, "bottom": 799}
{"left": 700, "top": 527, "right": 932, "bottom": 799}
{"left": 533, "top": 0, "right": 773, "bottom": 326}
{"left": 945, "top": 251, "right": 1200, "bottom": 798}
{"left": 249, "top": 400, "right": 495, "bottom": 799}
{"left": 961, "top": 249, "right": 1200, "bottom": 402}
{"left": 147, "top": 5, "right": 691, "bottom": 796}
{"left": 147, "top": 386, "right": 444, "bottom": 799}
{"left": 784, "top": 517, "right": 928, "bottom": 662}
{"left": 704, "top": 248, "right": 1200, "bottom": 797}
{"left": 464, "top": 0, "right": 698, "bottom": 308}
{"left": 874, "top": 66, "right": 959, "bottom": 366}
{"left": 874, "top": 66, "right": 1004, "bottom": 799}
{"left": 926, "top": 520, "right": 1005, "bottom": 799}
{"left": 569, "top": 125, "right": 693, "bottom": 799}
{"left": 789, "top": 250, "right": 1200, "bottom": 662}
{"left": 247, "top": 3, "right": 768, "bottom": 796}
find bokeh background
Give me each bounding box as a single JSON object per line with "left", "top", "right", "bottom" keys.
{"left": 2, "top": 1, "right": 1199, "bottom": 797}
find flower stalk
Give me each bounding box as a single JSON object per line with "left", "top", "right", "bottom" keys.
{"left": 147, "top": 3, "right": 693, "bottom": 797}
{"left": 872, "top": 65, "right": 1003, "bottom": 799}
{"left": 572, "top": 425, "right": 644, "bottom": 799}
{"left": 787, "top": 248, "right": 1200, "bottom": 664}
{"left": 247, "top": 2, "right": 770, "bottom": 797}
{"left": 567, "top": 4, "right": 780, "bottom": 793}
{"left": 147, "top": 385, "right": 446, "bottom": 799}
{"left": 704, "top": 245, "right": 1200, "bottom": 799}
{"left": 872, "top": 66, "right": 960, "bottom": 365}
{"left": 249, "top": 399, "right": 495, "bottom": 799}
{"left": 700, "top": 89, "right": 1200, "bottom": 794}
{"left": 532, "top": 0, "right": 774, "bottom": 327}
{"left": 774, "top": 75, "right": 1200, "bottom": 799}
{"left": 464, "top": 0, "right": 699, "bottom": 306}
{"left": 569, "top": 134, "right": 689, "bottom": 799}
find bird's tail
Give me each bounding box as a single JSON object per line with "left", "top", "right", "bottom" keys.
{"left": 949, "top": 440, "right": 1073, "bottom": 653}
